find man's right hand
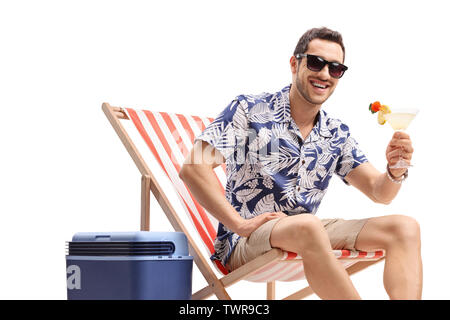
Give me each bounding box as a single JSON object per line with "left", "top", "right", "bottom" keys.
{"left": 236, "top": 212, "right": 287, "bottom": 238}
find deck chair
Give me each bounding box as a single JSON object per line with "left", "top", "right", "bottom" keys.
{"left": 102, "top": 102, "right": 385, "bottom": 300}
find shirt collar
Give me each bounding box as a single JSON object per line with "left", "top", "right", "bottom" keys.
{"left": 273, "top": 84, "right": 332, "bottom": 139}
{"left": 272, "top": 85, "right": 291, "bottom": 123}
{"left": 317, "top": 110, "right": 332, "bottom": 138}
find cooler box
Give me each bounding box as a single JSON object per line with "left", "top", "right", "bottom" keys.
{"left": 66, "top": 231, "right": 193, "bottom": 300}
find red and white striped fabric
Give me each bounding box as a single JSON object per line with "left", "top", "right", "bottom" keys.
{"left": 124, "top": 108, "right": 385, "bottom": 281}
{"left": 246, "top": 249, "right": 384, "bottom": 282}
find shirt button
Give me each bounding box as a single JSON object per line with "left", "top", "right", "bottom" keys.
{"left": 301, "top": 160, "right": 306, "bottom": 165}
{"left": 296, "top": 186, "right": 301, "bottom": 193}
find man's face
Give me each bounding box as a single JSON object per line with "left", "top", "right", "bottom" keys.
{"left": 292, "top": 38, "right": 345, "bottom": 106}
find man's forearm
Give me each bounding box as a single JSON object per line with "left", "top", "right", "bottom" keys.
{"left": 179, "top": 164, "right": 244, "bottom": 233}
{"left": 372, "top": 171, "right": 403, "bottom": 204}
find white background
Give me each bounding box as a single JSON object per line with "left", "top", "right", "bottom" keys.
{"left": 1, "top": 0, "right": 449, "bottom": 299}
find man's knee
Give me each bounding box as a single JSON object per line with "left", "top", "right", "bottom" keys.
{"left": 278, "top": 214, "right": 328, "bottom": 252}
{"left": 293, "top": 214, "right": 324, "bottom": 238}
{"left": 385, "top": 215, "right": 421, "bottom": 247}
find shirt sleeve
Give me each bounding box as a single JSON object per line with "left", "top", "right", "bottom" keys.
{"left": 335, "top": 135, "right": 368, "bottom": 184}
{"left": 195, "top": 97, "right": 248, "bottom": 162}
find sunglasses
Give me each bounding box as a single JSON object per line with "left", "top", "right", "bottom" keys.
{"left": 295, "top": 53, "right": 348, "bottom": 79}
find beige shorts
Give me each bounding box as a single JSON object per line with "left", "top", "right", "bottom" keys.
{"left": 227, "top": 216, "right": 368, "bottom": 272}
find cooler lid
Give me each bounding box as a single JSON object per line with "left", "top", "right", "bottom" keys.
{"left": 69, "top": 231, "right": 189, "bottom": 256}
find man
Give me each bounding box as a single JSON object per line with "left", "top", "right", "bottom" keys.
{"left": 179, "top": 27, "right": 422, "bottom": 299}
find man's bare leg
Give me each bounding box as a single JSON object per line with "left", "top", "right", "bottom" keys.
{"left": 270, "top": 214, "right": 361, "bottom": 300}
{"left": 354, "top": 214, "right": 422, "bottom": 299}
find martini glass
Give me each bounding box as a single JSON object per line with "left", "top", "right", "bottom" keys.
{"left": 383, "top": 108, "right": 419, "bottom": 169}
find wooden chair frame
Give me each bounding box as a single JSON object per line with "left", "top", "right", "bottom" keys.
{"left": 102, "top": 102, "right": 384, "bottom": 300}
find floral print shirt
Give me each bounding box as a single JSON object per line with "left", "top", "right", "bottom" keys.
{"left": 195, "top": 85, "right": 368, "bottom": 266}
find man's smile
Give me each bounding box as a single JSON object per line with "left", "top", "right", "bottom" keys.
{"left": 309, "top": 79, "right": 330, "bottom": 94}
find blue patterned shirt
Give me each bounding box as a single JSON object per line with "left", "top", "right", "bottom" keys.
{"left": 195, "top": 85, "right": 368, "bottom": 266}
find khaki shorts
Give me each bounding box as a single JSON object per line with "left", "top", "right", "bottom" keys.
{"left": 227, "top": 216, "right": 368, "bottom": 272}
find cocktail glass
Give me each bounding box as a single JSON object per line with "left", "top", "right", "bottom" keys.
{"left": 383, "top": 108, "right": 419, "bottom": 169}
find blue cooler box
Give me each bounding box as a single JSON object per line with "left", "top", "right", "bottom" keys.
{"left": 66, "top": 231, "right": 193, "bottom": 300}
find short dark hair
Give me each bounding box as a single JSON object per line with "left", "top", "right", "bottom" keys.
{"left": 293, "top": 27, "right": 345, "bottom": 62}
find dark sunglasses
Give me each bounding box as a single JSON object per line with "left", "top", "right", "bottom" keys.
{"left": 295, "top": 53, "right": 348, "bottom": 79}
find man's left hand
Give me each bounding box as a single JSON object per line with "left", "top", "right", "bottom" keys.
{"left": 386, "top": 131, "right": 414, "bottom": 177}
